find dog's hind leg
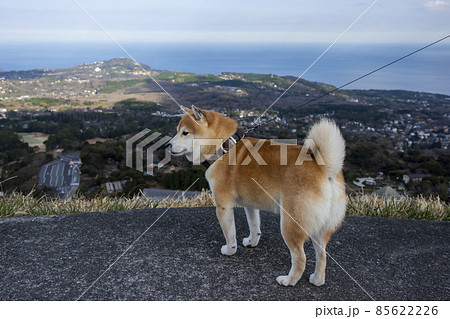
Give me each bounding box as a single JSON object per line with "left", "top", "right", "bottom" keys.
{"left": 309, "top": 229, "right": 333, "bottom": 286}
{"left": 243, "top": 207, "right": 261, "bottom": 247}
{"left": 276, "top": 205, "right": 307, "bottom": 286}
{"left": 216, "top": 203, "right": 238, "bottom": 256}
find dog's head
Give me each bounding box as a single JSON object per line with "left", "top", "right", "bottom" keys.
{"left": 167, "top": 105, "right": 237, "bottom": 163}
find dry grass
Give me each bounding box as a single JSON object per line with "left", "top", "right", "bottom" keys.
{"left": 347, "top": 194, "right": 449, "bottom": 221}
{"left": 0, "top": 190, "right": 448, "bottom": 221}
{"left": 0, "top": 190, "right": 215, "bottom": 218}
{"left": 86, "top": 137, "right": 107, "bottom": 144}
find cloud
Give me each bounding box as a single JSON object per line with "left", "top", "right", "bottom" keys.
{"left": 424, "top": 0, "right": 450, "bottom": 11}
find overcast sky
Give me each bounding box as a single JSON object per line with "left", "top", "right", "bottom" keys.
{"left": 1, "top": 0, "right": 449, "bottom": 44}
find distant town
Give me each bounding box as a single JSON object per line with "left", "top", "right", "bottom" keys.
{"left": 1, "top": 58, "right": 449, "bottom": 200}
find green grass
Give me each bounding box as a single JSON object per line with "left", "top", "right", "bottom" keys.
{"left": 26, "top": 97, "right": 67, "bottom": 107}
{"left": 18, "top": 133, "right": 41, "bottom": 145}
{"left": 220, "top": 72, "right": 334, "bottom": 92}
{"left": 0, "top": 191, "right": 448, "bottom": 221}
{"left": 154, "top": 72, "right": 222, "bottom": 82}
{"left": 98, "top": 79, "right": 146, "bottom": 94}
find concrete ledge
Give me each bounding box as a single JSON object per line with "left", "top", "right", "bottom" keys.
{"left": 0, "top": 208, "right": 448, "bottom": 300}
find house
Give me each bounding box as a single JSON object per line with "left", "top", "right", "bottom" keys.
{"left": 403, "top": 174, "right": 431, "bottom": 184}
{"left": 353, "top": 177, "right": 376, "bottom": 187}
{"left": 104, "top": 180, "right": 127, "bottom": 193}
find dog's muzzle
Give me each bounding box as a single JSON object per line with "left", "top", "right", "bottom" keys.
{"left": 165, "top": 139, "right": 186, "bottom": 156}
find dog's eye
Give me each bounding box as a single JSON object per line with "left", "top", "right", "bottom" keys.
{"left": 182, "top": 131, "right": 189, "bottom": 136}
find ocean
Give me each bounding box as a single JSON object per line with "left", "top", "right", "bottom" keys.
{"left": 1, "top": 42, "right": 449, "bottom": 95}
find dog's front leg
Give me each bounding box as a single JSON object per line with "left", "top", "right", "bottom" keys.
{"left": 216, "top": 206, "right": 237, "bottom": 256}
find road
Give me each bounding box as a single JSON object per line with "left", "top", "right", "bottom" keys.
{"left": 0, "top": 208, "right": 448, "bottom": 301}
{"left": 141, "top": 188, "right": 201, "bottom": 200}
{"left": 38, "top": 154, "right": 81, "bottom": 199}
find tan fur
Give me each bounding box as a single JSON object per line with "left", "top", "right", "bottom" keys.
{"left": 170, "top": 107, "right": 347, "bottom": 287}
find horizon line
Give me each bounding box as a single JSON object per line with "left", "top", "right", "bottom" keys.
{"left": 3, "top": 39, "right": 450, "bottom": 46}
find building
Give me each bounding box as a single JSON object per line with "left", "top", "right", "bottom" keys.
{"left": 104, "top": 180, "right": 127, "bottom": 193}
{"left": 353, "top": 177, "right": 376, "bottom": 188}
{"left": 403, "top": 174, "right": 431, "bottom": 184}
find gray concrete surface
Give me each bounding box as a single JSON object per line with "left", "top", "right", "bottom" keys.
{"left": 0, "top": 208, "right": 448, "bottom": 301}
{"left": 141, "top": 188, "right": 201, "bottom": 200}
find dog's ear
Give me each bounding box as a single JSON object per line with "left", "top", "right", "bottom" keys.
{"left": 191, "top": 105, "right": 204, "bottom": 121}
{"left": 180, "top": 105, "right": 191, "bottom": 114}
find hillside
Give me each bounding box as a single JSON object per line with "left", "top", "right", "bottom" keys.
{"left": 0, "top": 57, "right": 337, "bottom": 104}
{"left": 1, "top": 57, "right": 449, "bottom": 113}
{"left": 0, "top": 58, "right": 449, "bottom": 200}
{"left": 0, "top": 57, "right": 155, "bottom": 80}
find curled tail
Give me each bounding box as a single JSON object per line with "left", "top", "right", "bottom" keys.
{"left": 306, "top": 119, "right": 345, "bottom": 178}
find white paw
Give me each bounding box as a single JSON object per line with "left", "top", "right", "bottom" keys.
{"left": 221, "top": 244, "right": 237, "bottom": 256}
{"left": 309, "top": 273, "right": 325, "bottom": 286}
{"left": 242, "top": 232, "right": 261, "bottom": 247}
{"left": 276, "top": 275, "right": 296, "bottom": 286}
{"left": 242, "top": 236, "right": 258, "bottom": 247}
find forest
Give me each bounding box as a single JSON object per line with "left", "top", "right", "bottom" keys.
{"left": 0, "top": 97, "right": 449, "bottom": 199}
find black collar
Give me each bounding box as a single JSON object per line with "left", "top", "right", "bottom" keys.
{"left": 202, "top": 128, "right": 245, "bottom": 169}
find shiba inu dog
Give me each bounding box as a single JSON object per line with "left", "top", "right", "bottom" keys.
{"left": 168, "top": 105, "right": 346, "bottom": 287}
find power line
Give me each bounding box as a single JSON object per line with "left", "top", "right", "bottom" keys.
{"left": 245, "top": 34, "right": 450, "bottom": 133}
{"left": 252, "top": 0, "right": 380, "bottom": 126}
{"left": 72, "top": 0, "right": 200, "bottom": 126}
